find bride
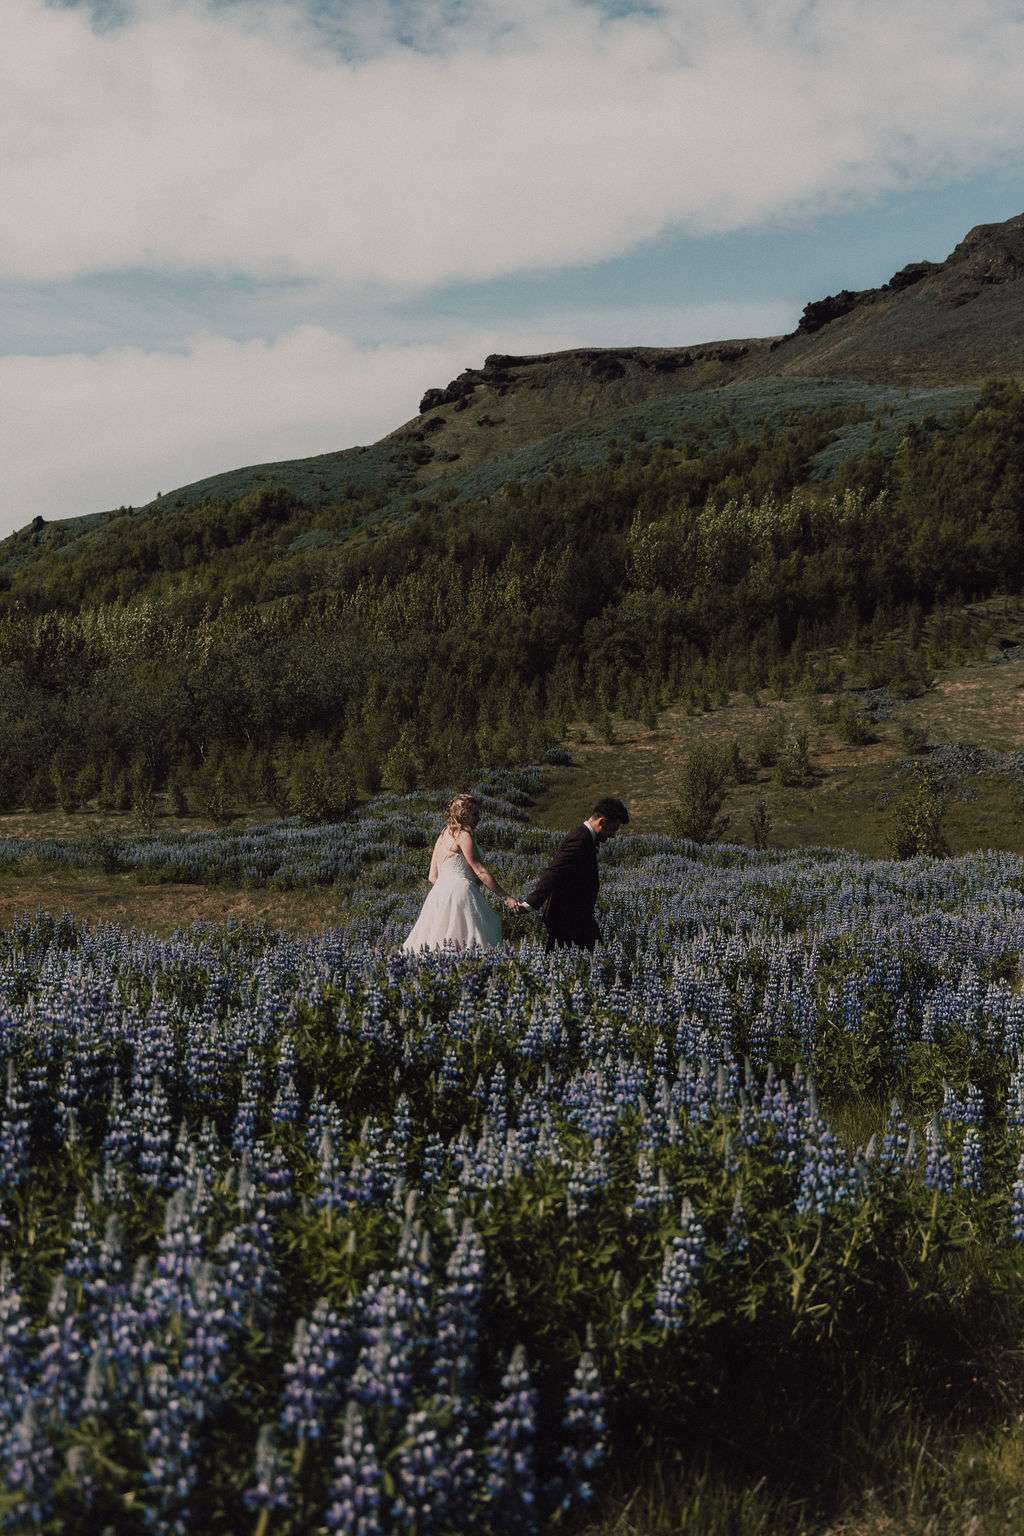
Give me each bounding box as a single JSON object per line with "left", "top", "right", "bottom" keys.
{"left": 402, "top": 792, "right": 519, "bottom": 953}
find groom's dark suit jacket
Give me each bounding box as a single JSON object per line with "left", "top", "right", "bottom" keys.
{"left": 526, "top": 825, "right": 600, "bottom": 951}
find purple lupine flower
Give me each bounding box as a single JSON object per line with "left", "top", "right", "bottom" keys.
{"left": 0, "top": 1261, "right": 31, "bottom": 1433}
{"left": 795, "top": 1113, "right": 852, "bottom": 1217}
{"left": 36, "top": 1274, "right": 86, "bottom": 1422}
{"left": 725, "top": 1186, "right": 749, "bottom": 1257}
{"left": 315, "top": 1130, "right": 351, "bottom": 1215}
{"left": 217, "top": 1165, "right": 278, "bottom": 1314}
{"left": 306, "top": 1088, "right": 345, "bottom": 1154}
{"left": 352, "top": 1229, "right": 431, "bottom": 1414}
{"left": 924, "top": 1116, "right": 954, "bottom": 1195}
{"left": 0, "top": 1064, "right": 31, "bottom": 1193}
{"left": 391, "top": 1402, "right": 469, "bottom": 1534}
{"left": 178, "top": 1261, "right": 232, "bottom": 1409}
{"left": 432, "top": 1219, "right": 484, "bottom": 1394}
{"left": 63, "top": 1194, "right": 96, "bottom": 1290}
{"left": 141, "top": 1361, "right": 197, "bottom": 1536}
{"left": 963, "top": 1083, "right": 985, "bottom": 1128}
{"left": 101, "top": 1075, "right": 132, "bottom": 1190}
{"left": 325, "top": 1401, "right": 383, "bottom": 1536}
{"left": 1011, "top": 1155, "right": 1024, "bottom": 1242}
{"left": 630, "top": 1153, "right": 670, "bottom": 1217}
{"left": 420, "top": 1132, "right": 447, "bottom": 1187}
{"left": 653, "top": 1199, "right": 705, "bottom": 1331}
{"left": 557, "top": 1342, "right": 607, "bottom": 1512}
{"left": 243, "top": 1425, "right": 292, "bottom": 1515}
{"left": 272, "top": 1074, "right": 301, "bottom": 1127}
{"left": 483, "top": 1345, "right": 538, "bottom": 1535}
{"left": 566, "top": 1139, "right": 609, "bottom": 1218}
{"left": 891, "top": 998, "right": 910, "bottom": 1058}
{"left": 960, "top": 1128, "right": 983, "bottom": 1195}
{"left": 879, "top": 1100, "right": 910, "bottom": 1176}
{"left": 281, "top": 1299, "right": 350, "bottom": 1442}
{"left": 232, "top": 1060, "right": 261, "bottom": 1153}
{"left": 254, "top": 1139, "right": 294, "bottom": 1211}
{"left": 1, "top": 1400, "right": 56, "bottom": 1529}
{"left": 138, "top": 1077, "right": 173, "bottom": 1189}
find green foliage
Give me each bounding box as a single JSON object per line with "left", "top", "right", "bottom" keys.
{"left": 381, "top": 727, "right": 423, "bottom": 794}
{"left": 289, "top": 746, "right": 357, "bottom": 823}
{"left": 899, "top": 718, "right": 930, "bottom": 754}
{"left": 773, "top": 729, "right": 814, "bottom": 788}
{"left": 0, "top": 383, "right": 1021, "bottom": 814}
{"left": 835, "top": 699, "right": 876, "bottom": 746}
{"left": 670, "top": 744, "right": 730, "bottom": 842}
{"left": 188, "top": 760, "right": 238, "bottom": 825}
{"left": 747, "top": 798, "right": 773, "bottom": 849}
{"left": 888, "top": 762, "right": 951, "bottom": 859}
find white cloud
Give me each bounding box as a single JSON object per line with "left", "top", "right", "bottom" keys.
{"left": 4, "top": 0, "right": 1024, "bottom": 288}
{"left": 0, "top": 296, "right": 792, "bottom": 535}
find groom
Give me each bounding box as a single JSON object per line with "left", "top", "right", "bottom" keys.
{"left": 524, "top": 796, "right": 630, "bottom": 952}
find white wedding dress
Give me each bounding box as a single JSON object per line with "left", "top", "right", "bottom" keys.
{"left": 402, "top": 834, "right": 503, "bottom": 953}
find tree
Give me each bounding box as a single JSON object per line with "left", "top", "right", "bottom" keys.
{"left": 670, "top": 744, "right": 730, "bottom": 843}
{"left": 381, "top": 728, "right": 423, "bottom": 794}
{"left": 887, "top": 761, "right": 949, "bottom": 858}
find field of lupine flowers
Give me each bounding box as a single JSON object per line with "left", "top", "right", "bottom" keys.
{"left": 4, "top": 769, "right": 1024, "bottom": 1532}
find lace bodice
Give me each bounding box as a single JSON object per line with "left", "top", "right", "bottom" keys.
{"left": 435, "top": 834, "right": 480, "bottom": 886}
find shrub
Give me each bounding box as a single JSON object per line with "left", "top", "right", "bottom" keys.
{"left": 836, "top": 699, "right": 876, "bottom": 746}
{"left": 26, "top": 768, "right": 54, "bottom": 812}
{"left": 670, "top": 744, "right": 730, "bottom": 842}
{"left": 888, "top": 761, "right": 950, "bottom": 858}
{"left": 773, "top": 729, "right": 814, "bottom": 788}
{"left": 752, "top": 720, "right": 785, "bottom": 768}
{"left": 381, "top": 728, "right": 423, "bottom": 794}
{"left": 82, "top": 827, "right": 124, "bottom": 874}
{"left": 747, "top": 798, "right": 773, "bottom": 848}
{"left": 899, "top": 719, "right": 930, "bottom": 754}
{"left": 291, "top": 762, "right": 357, "bottom": 824}
{"left": 189, "top": 763, "right": 237, "bottom": 825}
{"left": 543, "top": 744, "right": 575, "bottom": 767}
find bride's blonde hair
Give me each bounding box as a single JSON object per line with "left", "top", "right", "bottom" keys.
{"left": 446, "top": 792, "right": 479, "bottom": 835}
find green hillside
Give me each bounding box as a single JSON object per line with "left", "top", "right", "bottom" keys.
{"left": 1, "top": 210, "right": 1023, "bottom": 840}
{"left": 0, "top": 376, "right": 979, "bottom": 591}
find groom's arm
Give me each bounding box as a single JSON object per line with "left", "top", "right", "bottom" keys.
{"left": 526, "top": 828, "right": 588, "bottom": 909}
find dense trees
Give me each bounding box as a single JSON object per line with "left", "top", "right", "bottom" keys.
{"left": 1, "top": 384, "right": 1022, "bottom": 814}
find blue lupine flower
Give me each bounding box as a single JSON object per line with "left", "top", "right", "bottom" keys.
{"left": 243, "top": 1425, "right": 292, "bottom": 1514}
{"left": 726, "top": 1186, "right": 749, "bottom": 1256}
{"left": 653, "top": 1200, "right": 705, "bottom": 1331}
{"left": 960, "top": 1127, "right": 983, "bottom": 1195}
{"left": 879, "top": 1101, "right": 910, "bottom": 1176}
{"left": 796, "top": 1112, "right": 853, "bottom": 1217}
{"left": 558, "top": 1342, "right": 607, "bottom": 1512}
{"left": 483, "top": 1345, "right": 538, "bottom": 1535}
{"left": 924, "top": 1116, "right": 954, "bottom": 1195}
{"left": 281, "top": 1299, "right": 350, "bottom": 1442}
{"left": 391, "top": 1402, "right": 472, "bottom": 1535}
{"left": 433, "top": 1219, "right": 485, "bottom": 1394}
{"left": 1, "top": 1401, "right": 56, "bottom": 1529}
{"left": 1010, "top": 1155, "right": 1024, "bottom": 1242}
{"left": 325, "top": 1401, "right": 383, "bottom": 1536}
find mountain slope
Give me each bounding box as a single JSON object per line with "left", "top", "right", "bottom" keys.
{"left": 746, "top": 213, "right": 1024, "bottom": 385}
{"left": 1, "top": 209, "right": 1022, "bottom": 578}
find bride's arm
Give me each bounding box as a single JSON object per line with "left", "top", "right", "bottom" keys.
{"left": 456, "top": 831, "right": 513, "bottom": 903}
{"left": 428, "top": 838, "right": 440, "bottom": 885}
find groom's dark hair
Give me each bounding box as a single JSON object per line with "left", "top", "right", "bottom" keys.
{"left": 592, "top": 796, "right": 629, "bottom": 825}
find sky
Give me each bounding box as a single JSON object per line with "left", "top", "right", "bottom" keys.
{"left": 2, "top": 0, "right": 1024, "bottom": 536}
